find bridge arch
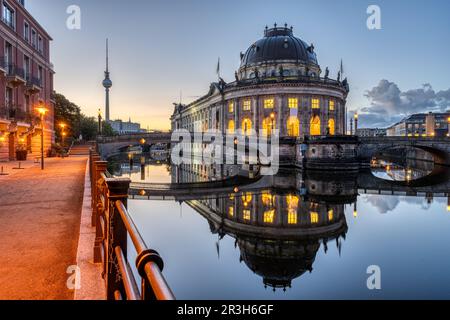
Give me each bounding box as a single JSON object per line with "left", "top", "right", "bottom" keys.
{"left": 358, "top": 137, "right": 450, "bottom": 167}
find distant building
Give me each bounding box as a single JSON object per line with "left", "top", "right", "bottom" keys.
{"left": 386, "top": 112, "right": 450, "bottom": 137}
{"left": 109, "top": 118, "right": 142, "bottom": 134}
{"left": 356, "top": 128, "right": 386, "bottom": 137}
{"left": 0, "top": 0, "right": 54, "bottom": 161}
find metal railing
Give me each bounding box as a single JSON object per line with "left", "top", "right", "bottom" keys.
{"left": 0, "top": 105, "right": 36, "bottom": 123}
{"left": 89, "top": 149, "right": 175, "bottom": 300}
{"left": 7, "top": 65, "right": 25, "bottom": 79}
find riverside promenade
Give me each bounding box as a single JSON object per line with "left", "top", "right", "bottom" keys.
{"left": 0, "top": 155, "right": 101, "bottom": 300}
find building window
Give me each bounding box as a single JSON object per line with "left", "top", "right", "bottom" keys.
{"left": 5, "top": 87, "right": 13, "bottom": 106}
{"left": 262, "top": 117, "right": 276, "bottom": 136}
{"left": 24, "top": 22, "right": 29, "bottom": 41}
{"left": 23, "top": 55, "right": 30, "bottom": 81}
{"left": 31, "top": 29, "right": 37, "bottom": 48}
{"left": 329, "top": 100, "right": 335, "bottom": 111}
{"left": 288, "top": 98, "right": 298, "bottom": 109}
{"left": 228, "top": 120, "right": 235, "bottom": 133}
{"left": 310, "top": 212, "right": 319, "bottom": 224}
{"left": 242, "top": 118, "right": 252, "bottom": 135}
{"left": 243, "top": 210, "right": 251, "bottom": 221}
{"left": 287, "top": 116, "right": 300, "bottom": 137}
{"left": 310, "top": 115, "right": 321, "bottom": 136}
{"left": 328, "top": 209, "right": 334, "bottom": 221}
{"left": 38, "top": 35, "right": 43, "bottom": 53}
{"left": 4, "top": 41, "right": 12, "bottom": 71}
{"left": 38, "top": 66, "right": 44, "bottom": 86}
{"left": 242, "top": 99, "right": 251, "bottom": 111}
{"left": 264, "top": 98, "right": 274, "bottom": 109}
{"left": 2, "top": 2, "right": 15, "bottom": 29}
{"left": 287, "top": 195, "right": 299, "bottom": 225}
{"left": 242, "top": 193, "right": 252, "bottom": 204}
{"left": 228, "top": 207, "right": 234, "bottom": 217}
{"left": 328, "top": 118, "right": 335, "bottom": 135}
{"left": 288, "top": 212, "right": 297, "bottom": 225}
{"left": 228, "top": 101, "right": 234, "bottom": 113}
{"left": 261, "top": 192, "right": 275, "bottom": 207}
{"left": 311, "top": 98, "right": 320, "bottom": 109}
{"left": 263, "top": 209, "right": 275, "bottom": 224}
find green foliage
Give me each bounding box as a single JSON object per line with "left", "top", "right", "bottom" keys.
{"left": 53, "top": 92, "right": 116, "bottom": 142}
{"left": 53, "top": 92, "right": 81, "bottom": 142}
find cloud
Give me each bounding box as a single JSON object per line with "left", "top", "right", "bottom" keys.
{"left": 358, "top": 80, "right": 450, "bottom": 128}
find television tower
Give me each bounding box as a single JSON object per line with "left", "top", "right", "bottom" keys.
{"left": 102, "top": 39, "right": 112, "bottom": 122}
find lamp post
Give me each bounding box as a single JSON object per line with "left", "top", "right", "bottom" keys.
{"left": 447, "top": 117, "right": 450, "bottom": 137}
{"left": 98, "top": 109, "right": 103, "bottom": 136}
{"left": 354, "top": 112, "right": 359, "bottom": 136}
{"left": 59, "top": 123, "right": 67, "bottom": 147}
{"left": 270, "top": 112, "right": 275, "bottom": 137}
{"left": 37, "top": 106, "right": 48, "bottom": 170}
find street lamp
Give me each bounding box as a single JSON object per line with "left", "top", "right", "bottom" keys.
{"left": 270, "top": 112, "right": 275, "bottom": 137}
{"left": 59, "top": 123, "right": 67, "bottom": 146}
{"left": 447, "top": 116, "right": 450, "bottom": 137}
{"left": 98, "top": 109, "right": 103, "bottom": 136}
{"left": 354, "top": 112, "right": 359, "bottom": 135}
{"left": 37, "top": 106, "right": 48, "bottom": 170}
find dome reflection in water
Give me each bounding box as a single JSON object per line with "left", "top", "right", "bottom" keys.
{"left": 110, "top": 151, "right": 450, "bottom": 299}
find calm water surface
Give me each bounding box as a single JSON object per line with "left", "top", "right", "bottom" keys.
{"left": 111, "top": 154, "right": 450, "bottom": 299}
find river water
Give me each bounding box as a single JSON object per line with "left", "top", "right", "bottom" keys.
{"left": 109, "top": 153, "right": 450, "bottom": 299}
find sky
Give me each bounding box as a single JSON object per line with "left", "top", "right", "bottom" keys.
{"left": 27, "top": 0, "right": 450, "bottom": 130}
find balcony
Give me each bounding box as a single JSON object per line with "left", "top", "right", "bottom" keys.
{"left": 0, "top": 105, "right": 36, "bottom": 124}
{"left": 26, "top": 77, "right": 42, "bottom": 94}
{"left": 6, "top": 65, "right": 26, "bottom": 87}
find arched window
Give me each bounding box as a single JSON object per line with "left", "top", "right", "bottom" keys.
{"left": 328, "top": 118, "right": 335, "bottom": 135}
{"left": 262, "top": 117, "right": 275, "bottom": 136}
{"left": 310, "top": 115, "right": 321, "bottom": 136}
{"left": 228, "top": 120, "right": 235, "bottom": 133}
{"left": 287, "top": 116, "right": 300, "bottom": 137}
{"left": 242, "top": 118, "right": 252, "bottom": 135}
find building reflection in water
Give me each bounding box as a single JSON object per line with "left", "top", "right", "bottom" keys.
{"left": 172, "top": 164, "right": 356, "bottom": 291}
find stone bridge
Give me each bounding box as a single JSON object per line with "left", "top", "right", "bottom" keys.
{"left": 358, "top": 137, "right": 450, "bottom": 166}
{"left": 97, "top": 132, "right": 172, "bottom": 159}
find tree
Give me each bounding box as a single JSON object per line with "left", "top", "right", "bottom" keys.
{"left": 53, "top": 92, "right": 81, "bottom": 142}
{"left": 53, "top": 91, "right": 116, "bottom": 142}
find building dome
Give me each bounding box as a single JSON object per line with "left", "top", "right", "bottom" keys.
{"left": 240, "top": 24, "right": 318, "bottom": 69}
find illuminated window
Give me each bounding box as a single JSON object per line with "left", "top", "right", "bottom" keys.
{"left": 328, "top": 209, "right": 334, "bottom": 221}
{"left": 329, "top": 100, "right": 335, "bottom": 111}
{"left": 262, "top": 192, "right": 275, "bottom": 207}
{"left": 242, "top": 118, "right": 252, "bottom": 135}
{"left": 262, "top": 117, "right": 276, "bottom": 136}
{"left": 287, "top": 116, "right": 300, "bottom": 137}
{"left": 242, "top": 193, "right": 252, "bottom": 204}
{"left": 229, "top": 102, "right": 234, "bottom": 113}
{"left": 288, "top": 211, "right": 297, "bottom": 225}
{"left": 243, "top": 99, "right": 251, "bottom": 111}
{"left": 288, "top": 98, "right": 298, "bottom": 109}
{"left": 243, "top": 210, "right": 251, "bottom": 221}
{"left": 228, "top": 120, "right": 235, "bottom": 133}
{"left": 264, "top": 209, "right": 275, "bottom": 224}
{"left": 264, "top": 98, "right": 274, "bottom": 109}
{"left": 328, "top": 118, "right": 335, "bottom": 136}
{"left": 287, "top": 195, "right": 299, "bottom": 225}
{"left": 310, "top": 116, "right": 321, "bottom": 136}
{"left": 310, "top": 212, "right": 319, "bottom": 224}
{"left": 311, "top": 98, "right": 320, "bottom": 109}
{"left": 229, "top": 207, "right": 234, "bottom": 217}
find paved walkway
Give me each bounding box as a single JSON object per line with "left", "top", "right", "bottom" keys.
{"left": 0, "top": 157, "right": 87, "bottom": 300}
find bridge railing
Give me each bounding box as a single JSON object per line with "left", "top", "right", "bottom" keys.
{"left": 89, "top": 149, "right": 175, "bottom": 300}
